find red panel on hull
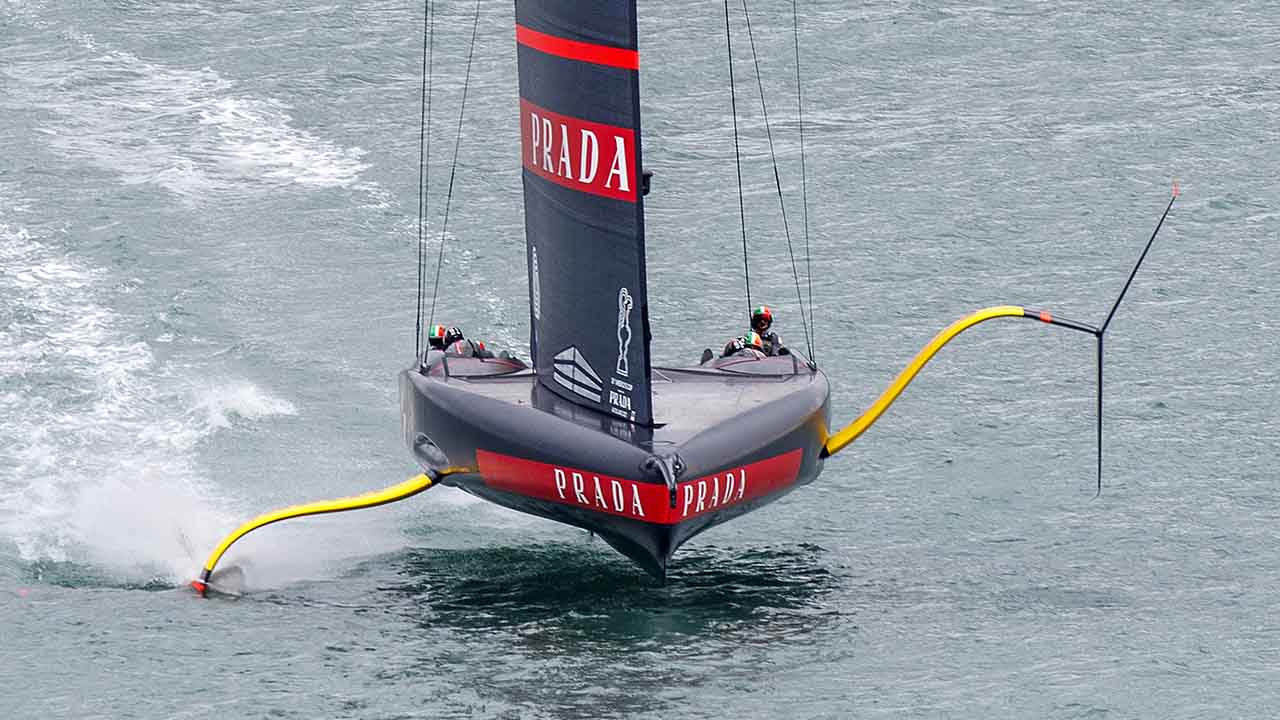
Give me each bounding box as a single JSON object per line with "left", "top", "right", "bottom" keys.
{"left": 475, "top": 449, "right": 803, "bottom": 525}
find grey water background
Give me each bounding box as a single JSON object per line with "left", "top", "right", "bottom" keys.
{"left": 2, "top": 0, "right": 1277, "bottom": 717}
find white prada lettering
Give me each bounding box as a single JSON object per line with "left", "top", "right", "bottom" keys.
{"left": 541, "top": 117, "right": 553, "bottom": 171}
{"left": 678, "top": 467, "right": 751, "bottom": 518}
{"left": 529, "top": 112, "right": 541, "bottom": 165}
{"left": 551, "top": 466, "right": 648, "bottom": 519}
{"left": 604, "top": 135, "right": 630, "bottom": 191}
{"left": 547, "top": 463, "right": 758, "bottom": 522}
{"left": 611, "top": 480, "right": 625, "bottom": 512}
{"left": 579, "top": 129, "right": 599, "bottom": 184}
{"left": 526, "top": 112, "right": 628, "bottom": 190}
{"left": 593, "top": 476, "right": 608, "bottom": 509}
{"left": 557, "top": 124, "right": 572, "bottom": 178}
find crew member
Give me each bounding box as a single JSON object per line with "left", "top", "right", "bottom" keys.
{"left": 442, "top": 326, "right": 494, "bottom": 358}
{"left": 721, "top": 331, "right": 767, "bottom": 359}
{"left": 751, "top": 305, "right": 787, "bottom": 356}
{"left": 426, "top": 324, "right": 448, "bottom": 350}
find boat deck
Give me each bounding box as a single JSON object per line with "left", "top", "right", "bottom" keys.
{"left": 425, "top": 355, "right": 824, "bottom": 446}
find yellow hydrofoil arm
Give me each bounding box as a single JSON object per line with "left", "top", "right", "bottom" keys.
{"left": 191, "top": 467, "right": 470, "bottom": 596}
{"left": 822, "top": 305, "right": 1097, "bottom": 457}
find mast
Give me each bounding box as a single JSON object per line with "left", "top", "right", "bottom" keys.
{"left": 516, "top": 0, "right": 654, "bottom": 426}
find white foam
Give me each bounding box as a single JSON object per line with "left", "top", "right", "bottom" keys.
{"left": 0, "top": 214, "right": 292, "bottom": 584}
{"left": 66, "top": 467, "right": 226, "bottom": 582}
{"left": 15, "top": 37, "right": 370, "bottom": 198}
{"left": 200, "top": 97, "right": 369, "bottom": 189}
{"left": 191, "top": 379, "right": 297, "bottom": 430}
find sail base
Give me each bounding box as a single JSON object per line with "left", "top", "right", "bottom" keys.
{"left": 400, "top": 353, "right": 830, "bottom": 578}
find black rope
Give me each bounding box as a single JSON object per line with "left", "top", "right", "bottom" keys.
{"left": 724, "top": 0, "right": 752, "bottom": 316}
{"left": 792, "top": 0, "right": 815, "bottom": 365}
{"left": 741, "top": 0, "right": 813, "bottom": 361}
{"left": 425, "top": 0, "right": 482, "bottom": 334}
{"left": 413, "top": 0, "right": 435, "bottom": 356}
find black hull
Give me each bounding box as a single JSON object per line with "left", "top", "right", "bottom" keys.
{"left": 400, "top": 353, "right": 830, "bottom": 577}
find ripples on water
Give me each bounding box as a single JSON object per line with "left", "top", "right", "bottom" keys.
{"left": 4, "top": 0, "right": 1280, "bottom": 718}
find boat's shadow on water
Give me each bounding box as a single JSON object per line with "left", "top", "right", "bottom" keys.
{"left": 374, "top": 541, "right": 845, "bottom": 645}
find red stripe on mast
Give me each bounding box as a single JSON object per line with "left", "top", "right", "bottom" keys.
{"left": 516, "top": 25, "right": 639, "bottom": 70}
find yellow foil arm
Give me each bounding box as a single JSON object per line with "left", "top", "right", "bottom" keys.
{"left": 823, "top": 306, "right": 1028, "bottom": 457}
{"left": 193, "top": 467, "right": 468, "bottom": 595}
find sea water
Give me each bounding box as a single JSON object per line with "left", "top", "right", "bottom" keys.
{"left": 3, "top": 1, "right": 1278, "bottom": 717}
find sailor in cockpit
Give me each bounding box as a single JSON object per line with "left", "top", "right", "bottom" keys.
{"left": 442, "top": 326, "right": 494, "bottom": 358}
{"left": 751, "top": 305, "right": 788, "bottom": 356}
{"left": 426, "top": 323, "right": 448, "bottom": 351}
{"left": 721, "top": 331, "right": 767, "bottom": 359}
{"left": 424, "top": 324, "right": 495, "bottom": 359}
{"left": 698, "top": 304, "right": 793, "bottom": 364}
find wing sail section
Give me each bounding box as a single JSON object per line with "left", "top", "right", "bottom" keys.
{"left": 517, "top": 0, "right": 653, "bottom": 426}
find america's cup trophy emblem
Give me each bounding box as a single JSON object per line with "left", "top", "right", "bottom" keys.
{"left": 616, "top": 287, "right": 633, "bottom": 377}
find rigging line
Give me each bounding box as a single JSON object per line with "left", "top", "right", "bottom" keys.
{"left": 740, "top": 0, "right": 813, "bottom": 361}
{"left": 425, "top": 0, "right": 482, "bottom": 334}
{"left": 414, "top": 0, "right": 436, "bottom": 356}
{"left": 792, "top": 0, "right": 815, "bottom": 364}
{"left": 724, "top": 0, "right": 752, "bottom": 316}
